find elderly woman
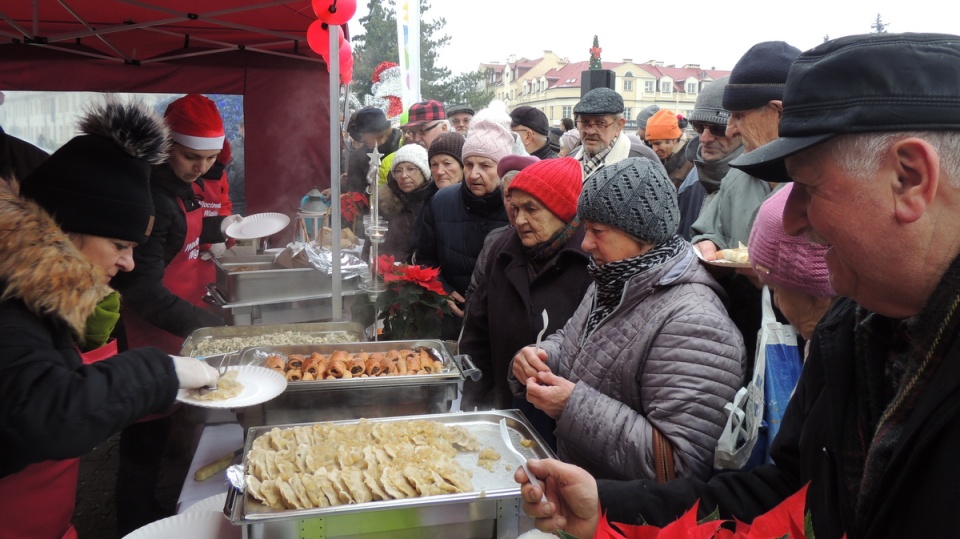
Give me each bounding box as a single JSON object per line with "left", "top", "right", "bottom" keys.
{"left": 510, "top": 157, "right": 746, "bottom": 482}
{"left": 460, "top": 158, "right": 592, "bottom": 446}
{"left": 428, "top": 132, "right": 465, "bottom": 189}
{"left": 416, "top": 119, "right": 514, "bottom": 339}
{"left": 377, "top": 144, "right": 434, "bottom": 262}
{"left": 0, "top": 100, "right": 219, "bottom": 539}
{"left": 747, "top": 183, "right": 835, "bottom": 347}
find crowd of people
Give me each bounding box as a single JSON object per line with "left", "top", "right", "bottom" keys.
{"left": 4, "top": 30, "right": 960, "bottom": 539}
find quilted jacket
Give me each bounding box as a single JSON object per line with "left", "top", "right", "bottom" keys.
{"left": 510, "top": 243, "right": 746, "bottom": 481}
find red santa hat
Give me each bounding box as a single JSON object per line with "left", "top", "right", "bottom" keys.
{"left": 163, "top": 94, "right": 225, "bottom": 150}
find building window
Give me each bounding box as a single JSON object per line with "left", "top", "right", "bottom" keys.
{"left": 686, "top": 82, "right": 697, "bottom": 94}
{"left": 645, "top": 80, "right": 655, "bottom": 92}
{"left": 660, "top": 81, "right": 672, "bottom": 93}
{"left": 562, "top": 105, "right": 572, "bottom": 118}
{"left": 624, "top": 107, "right": 632, "bottom": 120}
{"left": 624, "top": 79, "right": 633, "bottom": 91}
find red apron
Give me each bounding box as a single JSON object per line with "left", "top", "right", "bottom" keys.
{"left": 194, "top": 176, "right": 224, "bottom": 288}
{"left": 123, "top": 198, "right": 206, "bottom": 355}
{"left": 0, "top": 341, "right": 118, "bottom": 539}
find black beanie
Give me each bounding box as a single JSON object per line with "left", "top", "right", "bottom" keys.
{"left": 722, "top": 41, "right": 801, "bottom": 112}
{"left": 21, "top": 99, "right": 169, "bottom": 244}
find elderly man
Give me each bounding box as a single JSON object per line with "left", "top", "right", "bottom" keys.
{"left": 676, "top": 76, "right": 743, "bottom": 240}
{"left": 572, "top": 87, "right": 660, "bottom": 180}
{"left": 401, "top": 100, "right": 449, "bottom": 149}
{"left": 446, "top": 104, "right": 474, "bottom": 137}
{"left": 635, "top": 104, "right": 660, "bottom": 141}
{"left": 517, "top": 32, "right": 960, "bottom": 539}
{"left": 510, "top": 106, "right": 559, "bottom": 159}
{"left": 690, "top": 41, "right": 801, "bottom": 259}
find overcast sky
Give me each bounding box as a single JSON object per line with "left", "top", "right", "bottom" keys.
{"left": 352, "top": 0, "right": 960, "bottom": 75}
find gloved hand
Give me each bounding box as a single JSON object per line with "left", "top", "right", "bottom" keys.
{"left": 209, "top": 242, "right": 227, "bottom": 258}
{"left": 171, "top": 356, "right": 220, "bottom": 389}
{"left": 220, "top": 214, "right": 244, "bottom": 236}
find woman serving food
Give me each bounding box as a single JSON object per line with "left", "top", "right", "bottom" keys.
{"left": 0, "top": 99, "right": 219, "bottom": 539}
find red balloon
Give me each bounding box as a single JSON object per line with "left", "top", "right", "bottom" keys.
{"left": 339, "top": 41, "right": 353, "bottom": 66}
{"left": 306, "top": 20, "right": 346, "bottom": 62}
{"left": 313, "top": 0, "right": 357, "bottom": 26}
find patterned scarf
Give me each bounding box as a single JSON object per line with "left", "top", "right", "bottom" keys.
{"left": 841, "top": 255, "right": 960, "bottom": 533}
{"left": 583, "top": 235, "right": 686, "bottom": 338}
{"left": 524, "top": 218, "right": 581, "bottom": 277}
{"left": 580, "top": 136, "right": 618, "bottom": 179}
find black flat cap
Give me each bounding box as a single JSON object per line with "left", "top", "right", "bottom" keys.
{"left": 732, "top": 33, "right": 960, "bottom": 182}
{"left": 446, "top": 104, "right": 475, "bottom": 116}
{"left": 510, "top": 106, "right": 550, "bottom": 136}
{"left": 573, "top": 87, "right": 624, "bottom": 115}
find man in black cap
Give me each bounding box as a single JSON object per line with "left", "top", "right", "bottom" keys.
{"left": 510, "top": 106, "right": 559, "bottom": 160}
{"left": 571, "top": 87, "right": 661, "bottom": 180}
{"left": 517, "top": 32, "right": 960, "bottom": 539}
{"left": 446, "top": 103, "right": 474, "bottom": 137}
{"left": 343, "top": 106, "right": 402, "bottom": 195}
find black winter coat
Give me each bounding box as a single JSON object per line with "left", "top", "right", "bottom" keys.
{"left": 0, "top": 186, "right": 178, "bottom": 478}
{"left": 598, "top": 296, "right": 960, "bottom": 539}
{"left": 111, "top": 165, "right": 225, "bottom": 337}
{"left": 415, "top": 182, "right": 509, "bottom": 296}
{"left": 459, "top": 226, "right": 591, "bottom": 410}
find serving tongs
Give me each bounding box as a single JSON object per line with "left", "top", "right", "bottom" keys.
{"left": 499, "top": 418, "right": 547, "bottom": 502}
{"left": 197, "top": 352, "right": 237, "bottom": 396}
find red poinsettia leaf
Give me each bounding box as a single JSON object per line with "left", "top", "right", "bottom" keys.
{"left": 594, "top": 511, "right": 660, "bottom": 539}
{"left": 383, "top": 272, "right": 407, "bottom": 284}
{"left": 378, "top": 254, "right": 396, "bottom": 270}
{"left": 741, "top": 484, "right": 809, "bottom": 539}
{"left": 420, "top": 279, "right": 447, "bottom": 296}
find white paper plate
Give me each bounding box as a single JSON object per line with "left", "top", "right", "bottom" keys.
{"left": 177, "top": 365, "right": 287, "bottom": 409}
{"left": 693, "top": 244, "right": 752, "bottom": 269}
{"left": 183, "top": 493, "right": 228, "bottom": 514}
{"left": 225, "top": 212, "right": 290, "bottom": 240}
{"left": 122, "top": 511, "right": 239, "bottom": 539}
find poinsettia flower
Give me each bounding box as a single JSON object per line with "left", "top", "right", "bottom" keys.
{"left": 594, "top": 501, "right": 725, "bottom": 539}
{"left": 733, "top": 484, "right": 809, "bottom": 539}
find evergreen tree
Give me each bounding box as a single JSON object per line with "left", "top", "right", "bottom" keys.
{"left": 352, "top": 0, "right": 460, "bottom": 103}
{"left": 589, "top": 36, "right": 603, "bottom": 70}
{"left": 871, "top": 13, "right": 888, "bottom": 33}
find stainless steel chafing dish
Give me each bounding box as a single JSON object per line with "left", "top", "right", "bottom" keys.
{"left": 231, "top": 340, "right": 481, "bottom": 430}
{"left": 226, "top": 410, "right": 553, "bottom": 539}
{"left": 204, "top": 284, "right": 366, "bottom": 326}
{"left": 214, "top": 254, "right": 362, "bottom": 304}
{"left": 180, "top": 321, "right": 364, "bottom": 358}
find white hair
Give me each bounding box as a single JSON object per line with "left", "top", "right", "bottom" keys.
{"left": 823, "top": 131, "right": 960, "bottom": 186}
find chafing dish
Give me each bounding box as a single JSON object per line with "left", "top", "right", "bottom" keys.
{"left": 227, "top": 410, "right": 552, "bottom": 539}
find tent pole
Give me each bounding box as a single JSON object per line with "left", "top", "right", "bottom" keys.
{"left": 329, "top": 24, "right": 342, "bottom": 320}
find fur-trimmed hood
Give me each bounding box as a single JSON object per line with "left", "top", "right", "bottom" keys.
{"left": 0, "top": 182, "right": 110, "bottom": 338}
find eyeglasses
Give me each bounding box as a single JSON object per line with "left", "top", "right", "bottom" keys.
{"left": 575, "top": 117, "right": 616, "bottom": 130}
{"left": 691, "top": 121, "right": 728, "bottom": 137}
{"left": 408, "top": 122, "right": 442, "bottom": 137}
{"left": 393, "top": 165, "right": 422, "bottom": 177}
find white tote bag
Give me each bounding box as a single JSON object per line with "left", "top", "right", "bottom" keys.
{"left": 714, "top": 286, "right": 799, "bottom": 470}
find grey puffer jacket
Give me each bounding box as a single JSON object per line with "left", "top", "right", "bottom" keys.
{"left": 510, "top": 244, "right": 746, "bottom": 481}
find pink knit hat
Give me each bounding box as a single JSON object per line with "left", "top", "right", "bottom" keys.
{"left": 462, "top": 119, "right": 514, "bottom": 164}
{"left": 748, "top": 184, "right": 834, "bottom": 297}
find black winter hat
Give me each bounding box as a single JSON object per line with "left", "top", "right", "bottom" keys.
{"left": 722, "top": 41, "right": 801, "bottom": 112}
{"left": 21, "top": 98, "right": 168, "bottom": 244}
{"left": 732, "top": 33, "right": 960, "bottom": 182}
{"left": 352, "top": 107, "right": 391, "bottom": 135}
{"left": 510, "top": 106, "right": 550, "bottom": 136}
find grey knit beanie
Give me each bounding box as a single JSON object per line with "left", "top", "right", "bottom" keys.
{"left": 689, "top": 76, "right": 731, "bottom": 126}
{"left": 578, "top": 157, "right": 679, "bottom": 244}
{"left": 635, "top": 105, "right": 661, "bottom": 129}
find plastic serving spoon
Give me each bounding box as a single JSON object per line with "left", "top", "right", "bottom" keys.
{"left": 500, "top": 418, "right": 547, "bottom": 502}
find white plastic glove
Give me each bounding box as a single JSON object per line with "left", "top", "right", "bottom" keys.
{"left": 171, "top": 355, "right": 220, "bottom": 389}
{"left": 209, "top": 242, "right": 227, "bottom": 258}
{"left": 220, "top": 214, "right": 244, "bottom": 236}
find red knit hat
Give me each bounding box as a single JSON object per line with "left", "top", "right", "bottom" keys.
{"left": 644, "top": 109, "right": 682, "bottom": 141}
{"left": 508, "top": 157, "right": 583, "bottom": 223}
{"left": 164, "top": 94, "right": 225, "bottom": 150}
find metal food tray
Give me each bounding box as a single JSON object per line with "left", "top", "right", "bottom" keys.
{"left": 180, "top": 321, "right": 364, "bottom": 358}
{"left": 204, "top": 284, "right": 366, "bottom": 326}
{"left": 214, "top": 254, "right": 362, "bottom": 304}
{"left": 232, "top": 340, "right": 481, "bottom": 429}
{"left": 227, "top": 410, "right": 554, "bottom": 538}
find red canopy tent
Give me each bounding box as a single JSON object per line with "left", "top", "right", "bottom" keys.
{"left": 0, "top": 0, "right": 339, "bottom": 218}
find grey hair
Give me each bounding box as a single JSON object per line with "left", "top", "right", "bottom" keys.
{"left": 824, "top": 131, "right": 960, "bottom": 186}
